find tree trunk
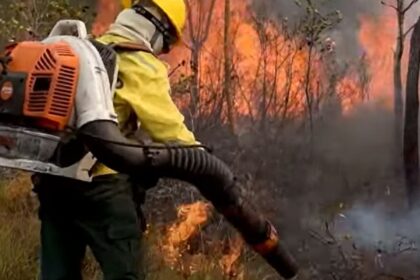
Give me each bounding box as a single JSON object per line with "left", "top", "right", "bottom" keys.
{"left": 304, "top": 44, "right": 314, "bottom": 140}
{"left": 190, "top": 46, "right": 200, "bottom": 117}
{"left": 403, "top": 17, "right": 420, "bottom": 209}
{"left": 260, "top": 51, "right": 268, "bottom": 132}
{"left": 394, "top": 1, "right": 405, "bottom": 170}
{"left": 223, "top": 0, "right": 235, "bottom": 134}
{"left": 394, "top": 37, "right": 404, "bottom": 148}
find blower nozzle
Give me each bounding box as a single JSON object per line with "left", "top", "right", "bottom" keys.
{"left": 78, "top": 121, "right": 299, "bottom": 279}
{"left": 250, "top": 223, "right": 298, "bottom": 278}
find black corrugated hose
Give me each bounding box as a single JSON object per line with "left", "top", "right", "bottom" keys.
{"left": 78, "top": 121, "right": 299, "bottom": 279}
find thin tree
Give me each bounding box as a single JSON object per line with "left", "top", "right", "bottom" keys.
{"left": 223, "top": 0, "right": 235, "bottom": 134}
{"left": 381, "top": 0, "right": 419, "bottom": 157}
{"left": 403, "top": 16, "right": 420, "bottom": 209}
{"left": 297, "top": 0, "right": 342, "bottom": 139}
{"left": 185, "top": 0, "right": 216, "bottom": 118}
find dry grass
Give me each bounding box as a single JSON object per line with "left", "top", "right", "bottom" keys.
{"left": 0, "top": 172, "right": 266, "bottom": 280}
{"left": 0, "top": 172, "right": 40, "bottom": 280}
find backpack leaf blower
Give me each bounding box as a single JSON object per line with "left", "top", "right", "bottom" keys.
{"left": 0, "top": 20, "right": 299, "bottom": 279}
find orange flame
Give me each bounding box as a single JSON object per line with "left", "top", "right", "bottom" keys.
{"left": 168, "top": 202, "right": 211, "bottom": 244}
{"left": 333, "top": 8, "right": 410, "bottom": 115}
{"left": 91, "top": 0, "right": 406, "bottom": 119}
{"left": 165, "top": 0, "right": 360, "bottom": 120}
{"left": 220, "top": 236, "right": 244, "bottom": 278}
{"left": 357, "top": 9, "right": 397, "bottom": 108}
{"left": 159, "top": 201, "right": 246, "bottom": 278}
{"left": 166, "top": 0, "right": 416, "bottom": 121}
{"left": 161, "top": 201, "right": 212, "bottom": 267}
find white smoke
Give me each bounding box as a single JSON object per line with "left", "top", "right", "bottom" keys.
{"left": 336, "top": 204, "right": 420, "bottom": 252}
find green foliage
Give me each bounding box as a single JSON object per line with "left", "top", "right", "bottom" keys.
{"left": 0, "top": 0, "right": 95, "bottom": 46}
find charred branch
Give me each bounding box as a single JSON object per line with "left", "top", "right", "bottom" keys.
{"left": 403, "top": 0, "right": 419, "bottom": 13}
{"left": 380, "top": 0, "right": 398, "bottom": 10}
{"left": 403, "top": 23, "right": 417, "bottom": 39}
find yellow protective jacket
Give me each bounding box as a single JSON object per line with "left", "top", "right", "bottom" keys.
{"left": 90, "top": 33, "right": 197, "bottom": 177}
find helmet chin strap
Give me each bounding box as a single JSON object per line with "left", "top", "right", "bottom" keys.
{"left": 152, "top": 32, "right": 170, "bottom": 54}
{"left": 150, "top": 28, "right": 164, "bottom": 54}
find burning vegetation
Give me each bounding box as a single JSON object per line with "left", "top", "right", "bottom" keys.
{"left": 88, "top": 0, "right": 409, "bottom": 120}
{"left": 0, "top": 0, "right": 419, "bottom": 279}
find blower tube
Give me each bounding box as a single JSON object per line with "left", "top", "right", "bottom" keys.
{"left": 78, "top": 121, "right": 299, "bottom": 279}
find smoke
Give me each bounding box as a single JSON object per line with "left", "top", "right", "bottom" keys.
{"left": 310, "top": 104, "right": 416, "bottom": 252}
{"left": 338, "top": 204, "right": 420, "bottom": 250}
{"left": 407, "top": 3, "right": 420, "bottom": 27}
{"left": 252, "top": 0, "right": 380, "bottom": 19}
{"left": 250, "top": 0, "right": 418, "bottom": 60}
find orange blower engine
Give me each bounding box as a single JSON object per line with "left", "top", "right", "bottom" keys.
{"left": 0, "top": 20, "right": 299, "bottom": 279}
{"left": 0, "top": 41, "right": 85, "bottom": 177}
{"left": 1, "top": 41, "right": 79, "bottom": 130}
{"left": 0, "top": 20, "right": 119, "bottom": 179}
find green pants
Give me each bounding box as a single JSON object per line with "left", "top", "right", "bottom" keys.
{"left": 33, "top": 174, "right": 148, "bottom": 280}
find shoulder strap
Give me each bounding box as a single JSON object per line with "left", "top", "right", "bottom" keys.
{"left": 89, "top": 39, "right": 118, "bottom": 90}
{"left": 109, "top": 42, "right": 154, "bottom": 55}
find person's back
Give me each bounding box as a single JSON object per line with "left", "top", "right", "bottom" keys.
{"left": 33, "top": 1, "right": 196, "bottom": 279}
{"left": 91, "top": 3, "right": 197, "bottom": 177}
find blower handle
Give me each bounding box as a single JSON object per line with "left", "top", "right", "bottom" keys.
{"left": 48, "top": 20, "right": 88, "bottom": 39}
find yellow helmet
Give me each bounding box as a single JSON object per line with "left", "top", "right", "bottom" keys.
{"left": 153, "top": 0, "right": 186, "bottom": 40}
{"left": 121, "top": 0, "right": 186, "bottom": 40}
{"left": 121, "top": 0, "right": 132, "bottom": 9}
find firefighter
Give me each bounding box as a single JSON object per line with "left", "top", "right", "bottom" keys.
{"left": 32, "top": 0, "right": 196, "bottom": 279}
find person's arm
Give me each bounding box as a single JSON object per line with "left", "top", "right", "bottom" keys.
{"left": 116, "top": 51, "right": 197, "bottom": 145}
